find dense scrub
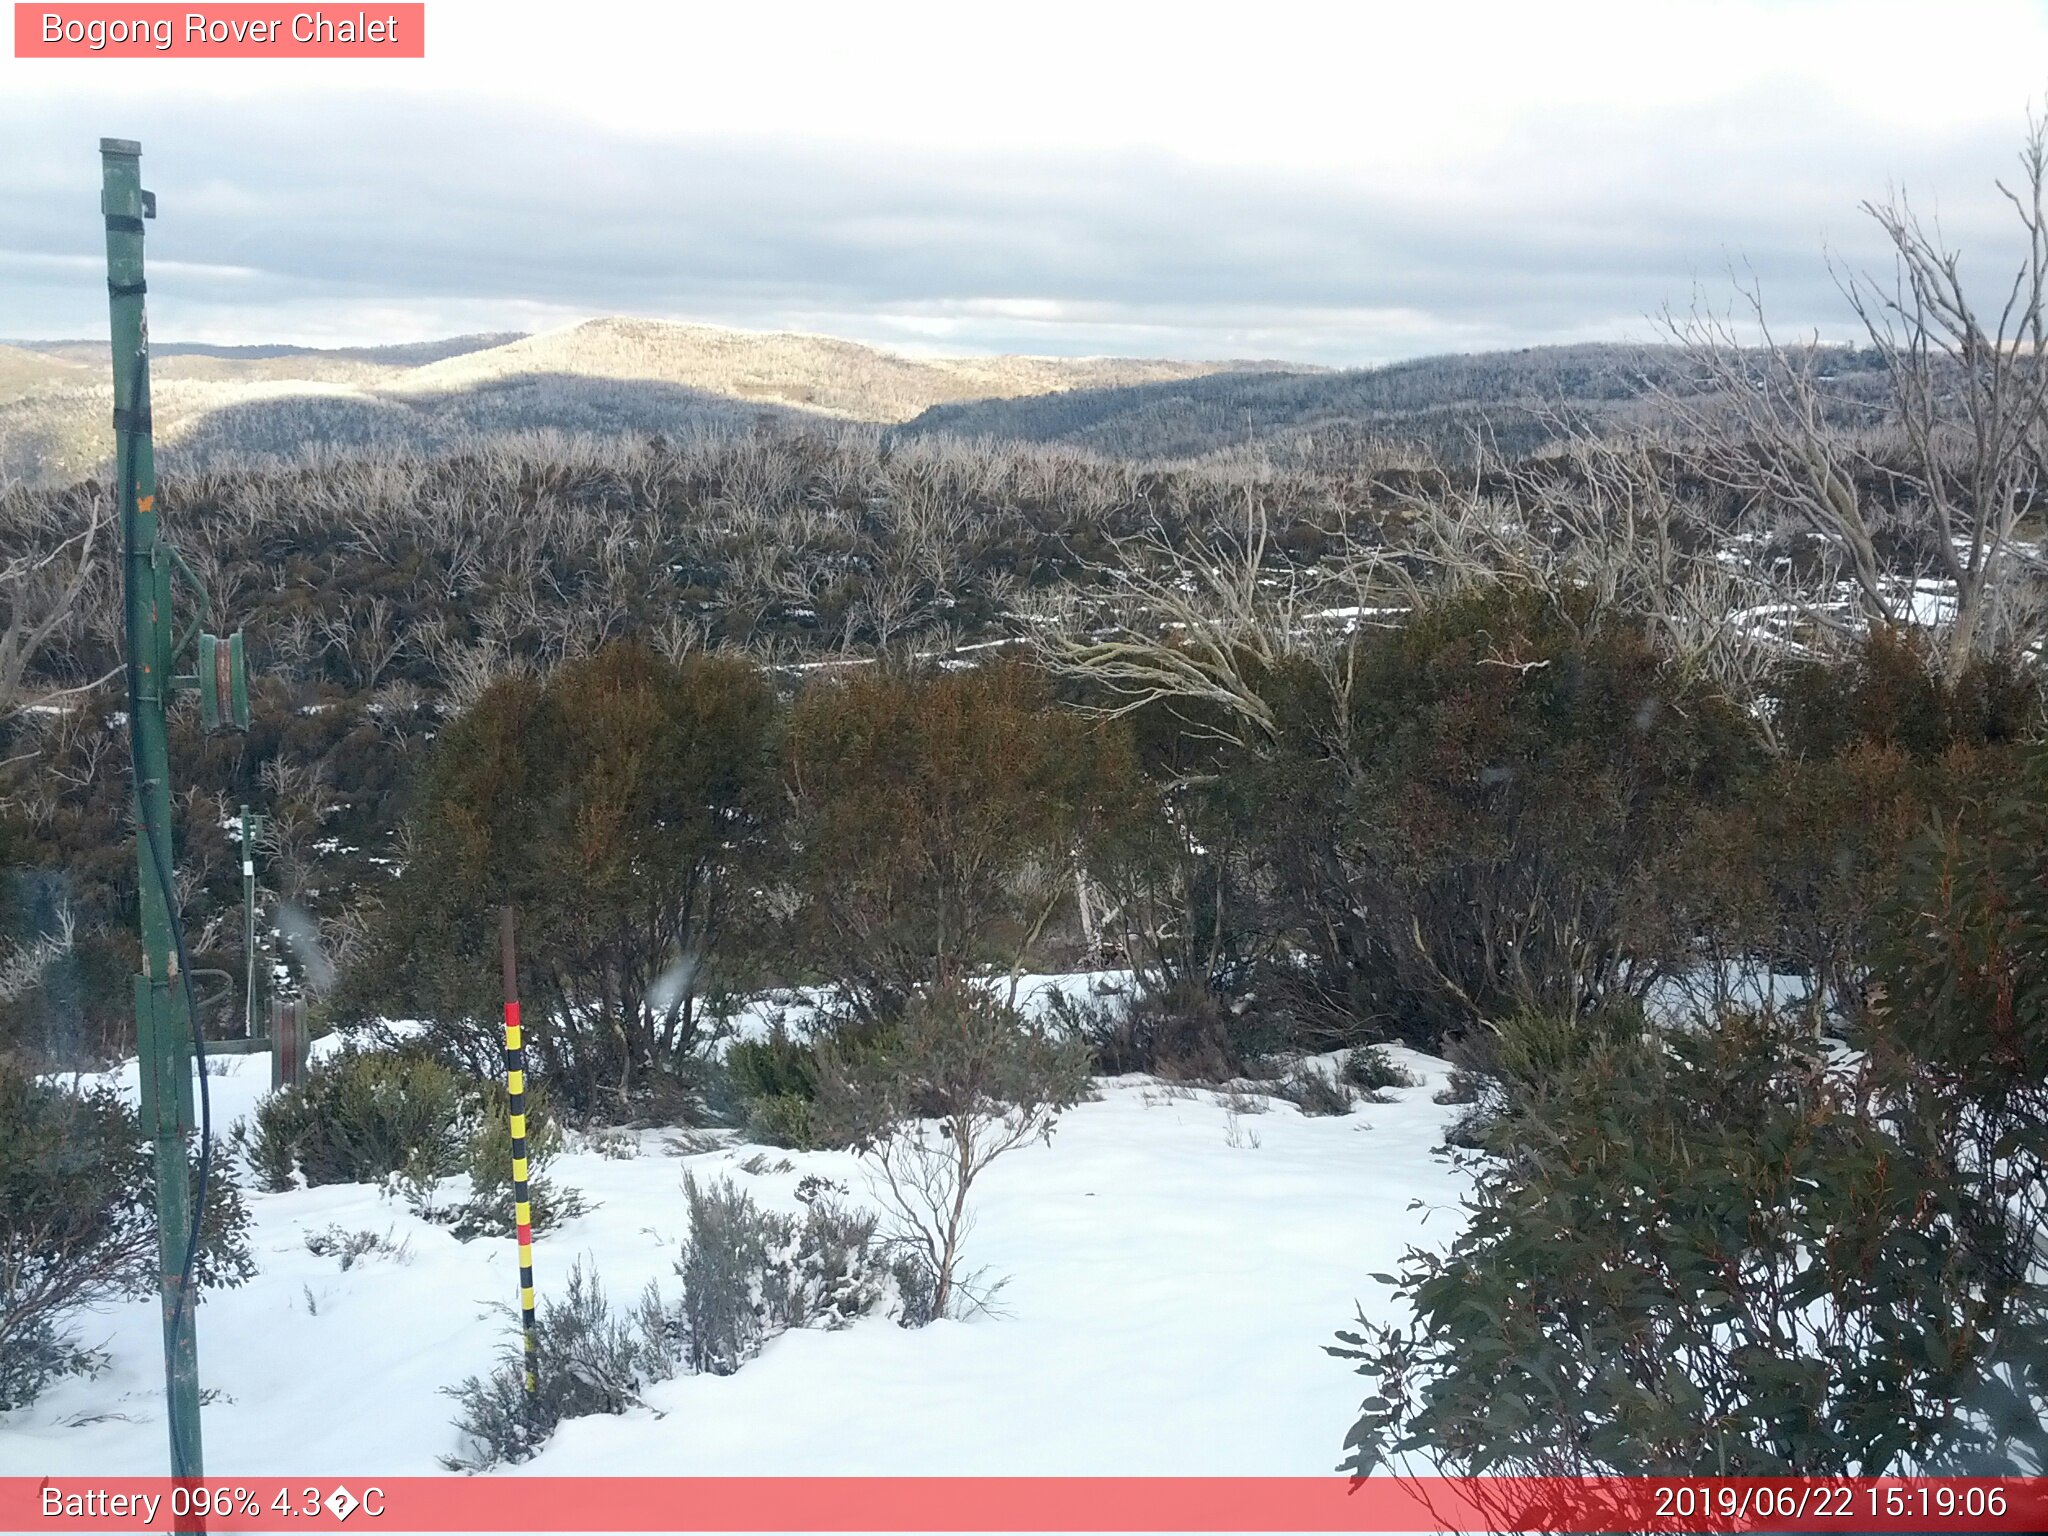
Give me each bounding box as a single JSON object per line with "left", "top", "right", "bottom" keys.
{"left": 0, "top": 431, "right": 1376, "bottom": 1070}
{"left": 0, "top": 1062, "right": 253, "bottom": 1409}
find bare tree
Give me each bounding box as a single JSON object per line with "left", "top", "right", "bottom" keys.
{"left": 1665, "top": 114, "right": 2048, "bottom": 680}
{"left": 813, "top": 986, "right": 1089, "bottom": 1318}
{"left": 0, "top": 494, "right": 104, "bottom": 717}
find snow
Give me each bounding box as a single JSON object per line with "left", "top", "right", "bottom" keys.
{"left": 5, "top": 1013, "right": 1464, "bottom": 1478}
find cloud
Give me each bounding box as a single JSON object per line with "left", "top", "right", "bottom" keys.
{"left": 1, "top": 3, "right": 2042, "bottom": 363}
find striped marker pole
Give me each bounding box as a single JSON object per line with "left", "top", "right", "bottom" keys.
{"left": 501, "top": 905, "right": 539, "bottom": 1399}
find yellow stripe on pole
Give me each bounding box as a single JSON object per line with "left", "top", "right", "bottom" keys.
{"left": 502, "top": 907, "right": 539, "bottom": 1403}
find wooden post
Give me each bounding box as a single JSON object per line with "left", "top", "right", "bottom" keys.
{"left": 269, "top": 996, "right": 307, "bottom": 1090}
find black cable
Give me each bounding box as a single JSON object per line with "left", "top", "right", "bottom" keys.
{"left": 116, "top": 361, "right": 213, "bottom": 1351}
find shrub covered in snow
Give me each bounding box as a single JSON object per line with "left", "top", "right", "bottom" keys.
{"left": 444, "top": 1175, "right": 905, "bottom": 1468}
{"left": 442, "top": 1261, "right": 658, "bottom": 1469}
{"left": 302, "top": 1224, "right": 410, "bottom": 1271}
{"left": 674, "top": 1172, "right": 895, "bottom": 1375}
{"left": 430, "top": 1080, "right": 589, "bottom": 1241}
{"left": 1339, "top": 1046, "right": 1416, "bottom": 1099}
{"left": 1276, "top": 1065, "right": 1354, "bottom": 1118}
{"left": 241, "top": 1046, "right": 468, "bottom": 1191}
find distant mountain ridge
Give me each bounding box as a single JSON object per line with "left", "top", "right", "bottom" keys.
{"left": 890, "top": 343, "right": 1710, "bottom": 460}
{"left": 11, "top": 333, "right": 524, "bottom": 367}
{"left": 0, "top": 315, "right": 1298, "bottom": 486}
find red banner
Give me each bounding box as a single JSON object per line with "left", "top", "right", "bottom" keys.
{"left": 5, "top": 1477, "right": 2047, "bottom": 1532}
{"left": 13, "top": 5, "right": 425, "bottom": 58}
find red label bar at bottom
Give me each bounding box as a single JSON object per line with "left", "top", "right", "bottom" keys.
{"left": 6, "top": 1478, "right": 2048, "bottom": 1533}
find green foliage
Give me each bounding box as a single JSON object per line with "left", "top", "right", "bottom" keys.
{"left": 783, "top": 662, "right": 1134, "bottom": 1022}
{"left": 1678, "top": 632, "right": 2038, "bottom": 1020}
{"left": 1871, "top": 754, "right": 2048, "bottom": 1466}
{"left": 740, "top": 1093, "right": 815, "bottom": 1151}
{"left": 1334, "top": 1011, "right": 2047, "bottom": 1477}
{"left": 721, "top": 1027, "right": 820, "bottom": 1147}
{"left": 1776, "top": 628, "right": 2041, "bottom": 762}
{"left": 1242, "top": 584, "right": 1761, "bottom": 1051}
{"left": 1085, "top": 701, "right": 1265, "bottom": 1006}
{"left": 1338, "top": 1046, "right": 1416, "bottom": 1098}
{"left": 1053, "top": 982, "right": 1252, "bottom": 1081}
{"left": 432, "top": 1081, "right": 590, "bottom": 1242}
{"left": 0, "top": 1062, "right": 253, "bottom": 1410}
{"left": 347, "top": 641, "right": 780, "bottom": 1114}
{"left": 1277, "top": 1064, "right": 1354, "bottom": 1117}
{"left": 1881, "top": 755, "right": 2048, "bottom": 1089}
{"left": 241, "top": 1046, "right": 468, "bottom": 1191}
{"left": 445, "top": 1176, "right": 903, "bottom": 1469}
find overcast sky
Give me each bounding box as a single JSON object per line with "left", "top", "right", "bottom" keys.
{"left": 4, "top": 0, "right": 2047, "bottom": 364}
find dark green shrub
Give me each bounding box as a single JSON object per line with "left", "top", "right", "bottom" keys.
{"left": 1776, "top": 628, "right": 2041, "bottom": 762}
{"left": 741, "top": 1093, "right": 815, "bottom": 1150}
{"left": 1333, "top": 1010, "right": 2045, "bottom": 1478}
{"left": 723, "top": 1027, "right": 819, "bottom": 1146}
{"left": 240, "top": 1046, "right": 468, "bottom": 1190}
{"left": 1869, "top": 756, "right": 2048, "bottom": 1469}
{"left": 1277, "top": 1065, "right": 1354, "bottom": 1117}
{"left": 1, "top": 1063, "right": 253, "bottom": 1409}
{"left": 725, "top": 1029, "right": 818, "bottom": 1102}
{"left": 1339, "top": 1046, "right": 1416, "bottom": 1098}
{"left": 1243, "top": 585, "right": 1760, "bottom": 1052}
{"left": 347, "top": 643, "right": 782, "bottom": 1114}
{"left": 432, "top": 1082, "right": 590, "bottom": 1241}
{"left": 1435, "top": 1007, "right": 1647, "bottom": 1151}
{"left": 783, "top": 662, "right": 1134, "bottom": 1023}
{"left": 1676, "top": 632, "right": 2041, "bottom": 1022}
{"left": 1053, "top": 982, "right": 1246, "bottom": 1080}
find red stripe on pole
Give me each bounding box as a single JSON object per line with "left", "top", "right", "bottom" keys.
{"left": 516, "top": 1222, "right": 532, "bottom": 1244}
{"left": 5, "top": 1477, "right": 2047, "bottom": 1532}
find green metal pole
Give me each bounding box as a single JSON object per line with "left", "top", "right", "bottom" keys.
{"left": 102, "top": 136, "right": 206, "bottom": 1490}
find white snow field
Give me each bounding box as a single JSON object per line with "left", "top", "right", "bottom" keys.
{"left": 3, "top": 999, "right": 1464, "bottom": 1479}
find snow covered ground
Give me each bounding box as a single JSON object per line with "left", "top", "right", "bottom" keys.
{"left": 4, "top": 1000, "right": 1464, "bottom": 1479}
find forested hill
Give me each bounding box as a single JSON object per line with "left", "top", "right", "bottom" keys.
{"left": 891, "top": 342, "right": 1880, "bottom": 460}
